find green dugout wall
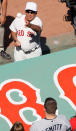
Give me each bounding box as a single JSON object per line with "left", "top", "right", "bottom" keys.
{"left": 0, "top": 47, "right": 76, "bottom": 130}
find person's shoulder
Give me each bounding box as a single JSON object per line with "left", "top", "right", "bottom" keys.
{"left": 12, "top": 13, "right": 25, "bottom": 24}
{"left": 58, "top": 114, "right": 71, "bottom": 125}
{"left": 34, "top": 16, "right": 42, "bottom": 21}
{"left": 31, "top": 16, "right": 43, "bottom": 27}
{"left": 57, "top": 115, "right": 71, "bottom": 129}
{"left": 57, "top": 114, "right": 68, "bottom": 121}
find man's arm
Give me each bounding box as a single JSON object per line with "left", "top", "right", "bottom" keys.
{"left": 11, "top": 31, "right": 21, "bottom": 47}
{"left": 26, "top": 21, "right": 42, "bottom": 33}
{"left": 1, "top": 0, "right": 7, "bottom": 25}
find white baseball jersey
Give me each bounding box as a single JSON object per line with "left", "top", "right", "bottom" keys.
{"left": 9, "top": 13, "right": 43, "bottom": 52}
{"left": 30, "top": 115, "right": 72, "bottom": 131}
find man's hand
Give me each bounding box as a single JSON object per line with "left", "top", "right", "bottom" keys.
{"left": 14, "top": 40, "right": 21, "bottom": 47}
{"left": 25, "top": 20, "right": 42, "bottom": 33}
{"left": 26, "top": 20, "right": 31, "bottom": 28}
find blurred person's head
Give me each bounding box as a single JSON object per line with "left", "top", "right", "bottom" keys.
{"left": 25, "top": 2, "right": 37, "bottom": 21}
{"left": 10, "top": 121, "right": 24, "bottom": 131}
{"left": 44, "top": 97, "right": 57, "bottom": 115}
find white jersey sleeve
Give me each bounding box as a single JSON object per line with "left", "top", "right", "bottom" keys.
{"left": 9, "top": 13, "right": 23, "bottom": 32}
{"left": 9, "top": 18, "right": 17, "bottom": 32}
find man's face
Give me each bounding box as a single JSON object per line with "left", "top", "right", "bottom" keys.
{"left": 25, "top": 10, "right": 37, "bottom": 21}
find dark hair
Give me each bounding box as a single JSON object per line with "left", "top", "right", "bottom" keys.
{"left": 10, "top": 121, "right": 24, "bottom": 131}
{"left": 44, "top": 97, "right": 57, "bottom": 114}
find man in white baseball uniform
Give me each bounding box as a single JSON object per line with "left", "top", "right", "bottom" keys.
{"left": 30, "top": 97, "right": 72, "bottom": 131}
{"left": 9, "top": 2, "right": 42, "bottom": 62}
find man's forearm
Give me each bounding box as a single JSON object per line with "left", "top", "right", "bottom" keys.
{"left": 11, "top": 31, "right": 18, "bottom": 41}
{"left": 2, "top": 0, "right": 8, "bottom": 16}
{"left": 30, "top": 24, "right": 42, "bottom": 33}
{"left": 27, "top": 23, "right": 42, "bottom": 33}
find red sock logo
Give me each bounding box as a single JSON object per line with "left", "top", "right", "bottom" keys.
{"left": 0, "top": 79, "right": 44, "bottom": 130}
{"left": 54, "top": 64, "right": 76, "bottom": 110}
